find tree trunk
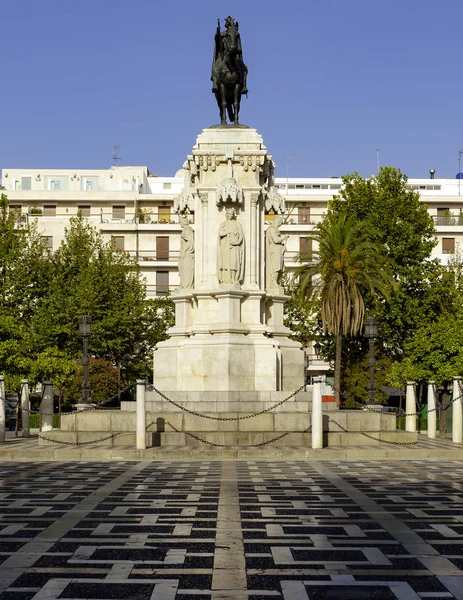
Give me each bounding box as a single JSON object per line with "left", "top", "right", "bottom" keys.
{"left": 334, "top": 333, "right": 342, "bottom": 405}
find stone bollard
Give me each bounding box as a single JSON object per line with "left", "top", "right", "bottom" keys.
{"left": 427, "top": 381, "right": 436, "bottom": 439}
{"left": 0, "top": 375, "right": 5, "bottom": 443}
{"left": 41, "top": 381, "right": 54, "bottom": 432}
{"left": 452, "top": 376, "right": 462, "bottom": 444}
{"left": 21, "top": 380, "right": 30, "bottom": 438}
{"left": 311, "top": 377, "right": 323, "bottom": 449}
{"left": 405, "top": 381, "right": 417, "bottom": 433}
{"left": 136, "top": 380, "right": 146, "bottom": 450}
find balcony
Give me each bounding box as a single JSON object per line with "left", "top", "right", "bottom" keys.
{"left": 433, "top": 215, "right": 463, "bottom": 226}
{"left": 124, "top": 250, "right": 180, "bottom": 263}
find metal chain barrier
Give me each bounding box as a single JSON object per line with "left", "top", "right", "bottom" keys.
{"left": 334, "top": 385, "right": 463, "bottom": 418}
{"left": 38, "top": 432, "right": 124, "bottom": 446}
{"left": 328, "top": 416, "right": 418, "bottom": 446}
{"left": 164, "top": 420, "right": 312, "bottom": 448}
{"left": 148, "top": 383, "right": 306, "bottom": 422}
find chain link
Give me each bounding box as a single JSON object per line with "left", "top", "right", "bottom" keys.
{"left": 38, "top": 431, "right": 124, "bottom": 446}
{"left": 334, "top": 385, "right": 463, "bottom": 418}
{"left": 328, "top": 416, "right": 418, "bottom": 445}
{"left": 164, "top": 420, "right": 312, "bottom": 448}
{"left": 147, "top": 383, "right": 306, "bottom": 422}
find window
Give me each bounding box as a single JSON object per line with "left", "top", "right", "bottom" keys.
{"left": 156, "top": 271, "right": 169, "bottom": 295}
{"left": 112, "top": 236, "right": 125, "bottom": 251}
{"left": 437, "top": 208, "right": 450, "bottom": 216}
{"left": 21, "top": 177, "right": 32, "bottom": 190}
{"left": 163, "top": 182, "right": 172, "bottom": 190}
{"left": 264, "top": 209, "right": 275, "bottom": 222}
{"left": 158, "top": 207, "right": 171, "bottom": 222}
{"left": 43, "top": 205, "right": 56, "bottom": 216}
{"left": 300, "top": 237, "right": 312, "bottom": 255}
{"left": 156, "top": 236, "right": 169, "bottom": 260}
{"left": 40, "top": 236, "right": 53, "bottom": 250}
{"left": 112, "top": 205, "right": 125, "bottom": 220}
{"left": 45, "top": 176, "right": 69, "bottom": 191}
{"left": 442, "top": 238, "right": 455, "bottom": 254}
{"left": 77, "top": 205, "right": 91, "bottom": 217}
{"left": 298, "top": 206, "right": 311, "bottom": 224}
{"left": 9, "top": 205, "right": 21, "bottom": 221}
{"left": 82, "top": 176, "right": 99, "bottom": 191}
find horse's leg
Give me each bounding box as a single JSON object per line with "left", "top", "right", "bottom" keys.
{"left": 227, "top": 98, "right": 234, "bottom": 123}
{"left": 234, "top": 84, "right": 240, "bottom": 125}
{"left": 215, "top": 91, "right": 222, "bottom": 123}
{"left": 219, "top": 83, "right": 227, "bottom": 125}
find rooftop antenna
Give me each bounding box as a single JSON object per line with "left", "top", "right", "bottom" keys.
{"left": 112, "top": 144, "right": 121, "bottom": 167}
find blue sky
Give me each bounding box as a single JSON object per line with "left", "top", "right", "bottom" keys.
{"left": 2, "top": 0, "right": 462, "bottom": 179}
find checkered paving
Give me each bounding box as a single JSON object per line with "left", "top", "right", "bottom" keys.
{"left": 0, "top": 460, "right": 462, "bottom": 599}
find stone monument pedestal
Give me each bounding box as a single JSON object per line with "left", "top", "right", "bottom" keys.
{"left": 153, "top": 125, "right": 305, "bottom": 393}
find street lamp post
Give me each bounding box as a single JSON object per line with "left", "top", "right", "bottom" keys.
{"left": 79, "top": 315, "right": 92, "bottom": 404}
{"left": 286, "top": 156, "right": 292, "bottom": 195}
{"left": 459, "top": 150, "right": 463, "bottom": 196}
{"left": 364, "top": 316, "right": 379, "bottom": 405}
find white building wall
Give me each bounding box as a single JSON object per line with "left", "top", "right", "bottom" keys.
{"left": 2, "top": 166, "right": 463, "bottom": 296}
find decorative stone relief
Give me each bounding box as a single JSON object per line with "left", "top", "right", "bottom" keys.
{"left": 199, "top": 192, "right": 208, "bottom": 206}
{"left": 264, "top": 187, "right": 286, "bottom": 214}
{"left": 216, "top": 177, "right": 243, "bottom": 206}
{"left": 173, "top": 190, "right": 195, "bottom": 214}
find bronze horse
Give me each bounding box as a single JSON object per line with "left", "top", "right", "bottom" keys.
{"left": 212, "top": 18, "right": 248, "bottom": 125}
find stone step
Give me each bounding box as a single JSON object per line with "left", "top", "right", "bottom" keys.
{"left": 39, "top": 429, "right": 416, "bottom": 448}
{"left": 59, "top": 409, "right": 397, "bottom": 433}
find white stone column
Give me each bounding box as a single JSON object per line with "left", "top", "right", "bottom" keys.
{"left": 199, "top": 193, "right": 208, "bottom": 287}
{"left": 452, "top": 376, "right": 462, "bottom": 444}
{"left": 427, "top": 381, "right": 436, "bottom": 439}
{"left": 405, "top": 381, "right": 416, "bottom": 433}
{"left": 312, "top": 376, "right": 323, "bottom": 449}
{"left": 0, "top": 375, "right": 5, "bottom": 443}
{"left": 21, "top": 380, "right": 30, "bottom": 438}
{"left": 41, "top": 381, "right": 54, "bottom": 432}
{"left": 250, "top": 192, "right": 259, "bottom": 289}
{"left": 136, "top": 379, "right": 146, "bottom": 450}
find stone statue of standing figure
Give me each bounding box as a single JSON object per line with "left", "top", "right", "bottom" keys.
{"left": 217, "top": 207, "right": 244, "bottom": 284}
{"left": 266, "top": 215, "right": 288, "bottom": 289}
{"left": 178, "top": 215, "right": 195, "bottom": 289}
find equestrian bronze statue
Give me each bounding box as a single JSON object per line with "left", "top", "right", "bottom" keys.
{"left": 211, "top": 16, "right": 248, "bottom": 125}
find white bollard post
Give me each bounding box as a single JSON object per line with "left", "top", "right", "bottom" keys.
{"left": 452, "top": 376, "right": 462, "bottom": 444}
{"left": 21, "top": 380, "right": 30, "bottom": 438}
{"left": 136, "top": 379, "right": 146, "bottom": 450}
{"left": 312, "top": 376, "right": 323, "bottom": 449}
{"left": 406, "top": 381, "right": 417, "bottom": 433}
{"left": 0, "top": 375, "right": 5, "bottom": 443}
{"left": 41, "top": 381, "right": 54, "bottom": 432}
{"left": 427, "top": 381, "right": 436, "bottom": 439}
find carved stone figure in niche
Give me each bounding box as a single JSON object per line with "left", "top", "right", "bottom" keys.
{"left": 217, "top": 207, "right": 244, "bottom": 284}
{"left": 266, "top": 215, "right": 288, "bottom": 288}
{"left": 178, "top": 215, "right": 195, "bottom": 289}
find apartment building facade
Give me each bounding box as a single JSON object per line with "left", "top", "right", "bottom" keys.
{"left": 2, "top": 166, "right": 462, "bottom": 300}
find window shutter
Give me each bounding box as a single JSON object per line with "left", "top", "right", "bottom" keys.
{"left": 156, "top": 236, "right": 169, "bottom": 260}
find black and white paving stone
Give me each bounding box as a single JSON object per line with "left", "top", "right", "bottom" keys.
{"left": 0, "top": 460, "right": 462, "bottom": 599}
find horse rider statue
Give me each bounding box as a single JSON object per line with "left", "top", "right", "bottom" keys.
{"left": 211, "top": 16, "right": 249, "bottom": 125}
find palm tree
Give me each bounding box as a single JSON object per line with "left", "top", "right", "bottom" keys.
{"left": 295, "top": 211, "right": 395, "bottom": 404}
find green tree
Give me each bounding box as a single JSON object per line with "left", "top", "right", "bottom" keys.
{"left": 29, "top": 216, "right": 173, "bottom": 384}
{"left": 62, "top": 358, "right": 121, "bottom": 405}
{"left": 295, "top": 211, "right": 395, "bottom": 403}
{"left": 281, "top": 274, "right": 315, "bottom": 347}
{"left": 328, "top": 167, "right": 443, "bottom": 354}
{"left": 0, "top": 194, "right": 51, "bottom": 392}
